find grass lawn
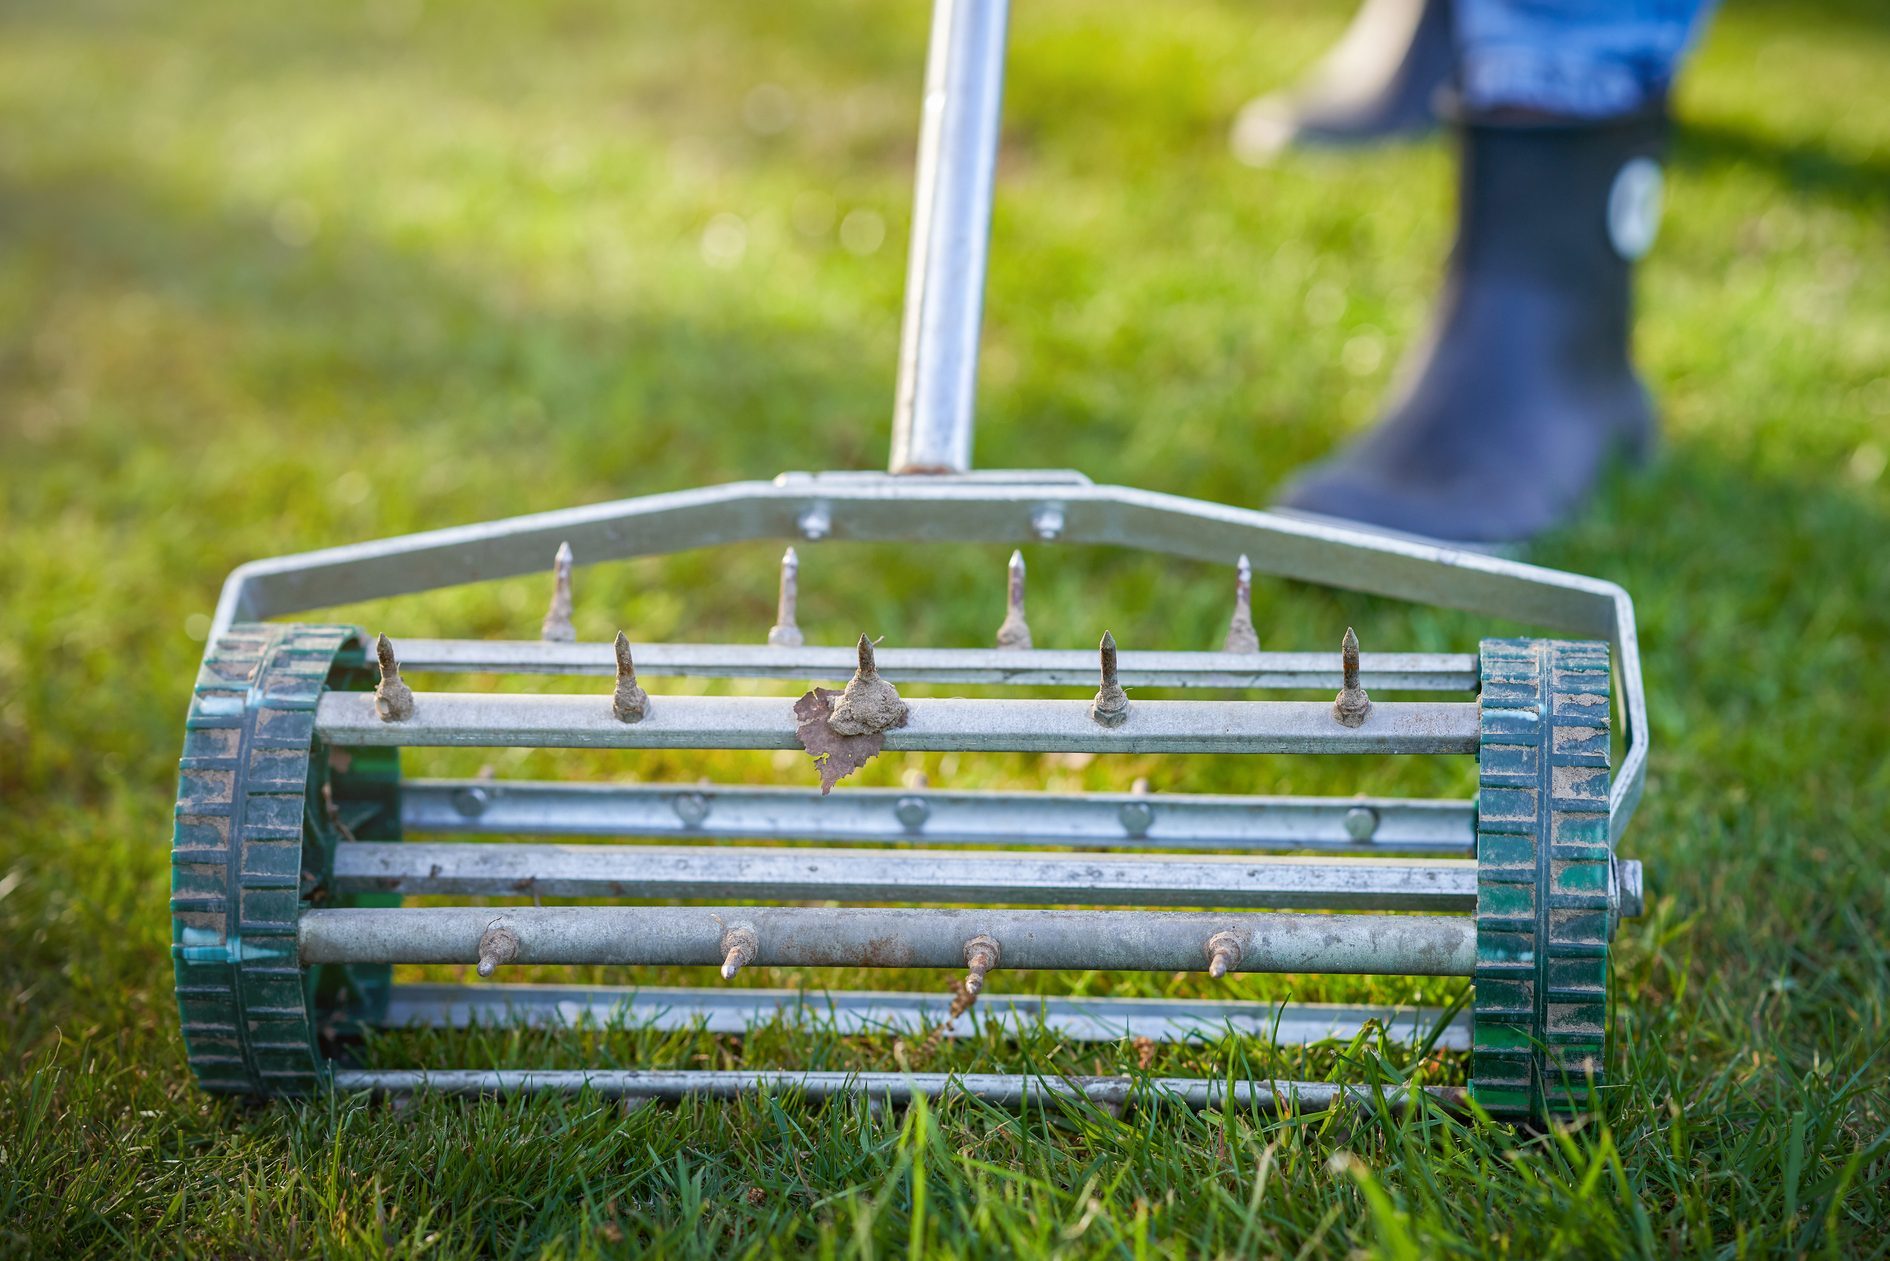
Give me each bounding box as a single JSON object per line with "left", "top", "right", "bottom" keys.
{"left": 3, "top": 0, "right": 1888, "bottom": 1254}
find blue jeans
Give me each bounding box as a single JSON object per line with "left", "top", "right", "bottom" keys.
{"left": 1456, "top": 0, "right": 1718, "bottom": 118}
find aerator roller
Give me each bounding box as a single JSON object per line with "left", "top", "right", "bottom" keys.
{"left": 170, "top": 0, "right": 1649, "bottom": 1122}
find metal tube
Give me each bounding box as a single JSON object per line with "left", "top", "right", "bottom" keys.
{"left": 331, "top": 843, "right": 1476, "bottom": 911}
{"left": 380, "top": 639, "right": 1479, "bottom": 690}
{"left": 402, "top": 780, "right": 1475, "bottom": 853}
{"left": 377, "top": 982, "right": 1471, "bottom": 1048}
{"left": 299, "top": 906, "right": 1476, "bottom": 975}
{"left": 314, "top": 691, "right": 1480, "bottom": 754}
{"left": 330, "top": 1068, "right": 1464, "bottom": 1112}
{"left": 890, "top": 0, "right": 1010, "bottom": 474}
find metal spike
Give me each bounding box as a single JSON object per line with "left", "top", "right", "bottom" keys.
{"left": 541, "top": 542, "right": 575, "bottom": 643}
{"left": 476, "top": 923, "right": 520, "bottom": 978}
{"left": 1205, "top": 931, "right": 1242, "bottom": 980}
{"left": 1088, "top": 630, "right": 1130, "bottom": 727}
{"left": 767, "top": 547, "right": 804, "bottom": 647}
{"left": 612, "top": 631, "right": 649, "bottom": 722}
{"left": 719, "top": 926, "right": 758, "bottom": 980}
{"left": 994, "top": 550, "right": 1032, "bottom": 651}
{"left": 1223, "top": 554, "right": 1259, "bottom": 654}
{"left": 373, "top": 633, "right": 414, "bottom": 722}
{"left": 1332, "top": 626, "right": 1372, "bottom": 727}
{"left": 827, "top": 634, "right": 908, "bottom": 736}
{"left": 963, "top": 934, "right": 1001, "bottom": 996}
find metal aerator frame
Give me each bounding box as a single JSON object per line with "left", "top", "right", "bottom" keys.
{"left": 171, "top": 0, "right": 1648, "bottom": 1122}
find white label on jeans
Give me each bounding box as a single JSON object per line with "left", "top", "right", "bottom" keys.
{"left": 1608, "top": 157, "right": 1664, "bottom": 261}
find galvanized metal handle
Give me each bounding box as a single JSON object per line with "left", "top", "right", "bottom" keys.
{"left": 889, "top": 0, "right": 1009, "bottom": 474}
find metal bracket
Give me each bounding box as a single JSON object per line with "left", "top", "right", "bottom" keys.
{"left": 208, "top": 472, "right": 1646, "bottom": 842}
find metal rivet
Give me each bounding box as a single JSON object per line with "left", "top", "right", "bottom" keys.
{"left": 541, "top": 541, "right": 575, "bottom": 643}
{"left": 477, "top": 923, "right": 520, "bottom": 978}
{"left": 798, "top": 502, "right": 832, "bottom": 541}
{"left": 1223, "top": 554, "right": 1259, "bottom": 654}
{"left": 451, "top": 785, "right": 490, "bottom": 819}
{"left": 994, "top": 550, "right": 1032, "bottom": 650}
{"left": 719, "top": 926, "right": 758, "bottom": 979}
{"left": 963, "top": 934, "right": 1001, "bottom": 995}
{"left": 767, "top": 547, "right": 804, "bottom": 647}
{"left": 1332, "top": 626, "right": 1372, "bottom": 727}
{"left": 1204, "top": 931, "right": 1242, "bottom": 979}
{"left": 673, "top": 791, "right": 710, "bottom": 826}
{"left": 1343, "top": 805, "right": 1379, "bottom": 843}
{"left": 1030, "top": 504, "right": 1064, "bottom": 541}
{"left": 612, "top": 631, "right": 649, "bottom": 723}
{"left": 1118, "top": 800, "right": 1154, "bottom": 838}
{"left": 373, "top": 633, "right": 414, "bottom": 722}
{"left": 894, "top": 796, "right": 929, "bottom": 832}
{"left": 1089, "top": 630, "right": 1129, "bottom": 727}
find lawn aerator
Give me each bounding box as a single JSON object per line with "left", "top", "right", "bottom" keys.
{"left": 170, "top": 0, "right": 1648, "bottom": 1123}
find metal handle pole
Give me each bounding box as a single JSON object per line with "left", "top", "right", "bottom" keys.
{"left": 889, "top": 0, "right": 1010, "bottom": 474}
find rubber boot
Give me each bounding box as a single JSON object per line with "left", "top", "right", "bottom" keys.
{"left": 1276, "top": 111, "right": 1668, "bottom": 544}
{"left": 1231, "top": 0, "right": 1453, "bottom": 164}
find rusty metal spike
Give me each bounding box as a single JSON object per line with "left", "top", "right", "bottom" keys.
{"left": 767, "top": 547, "right": 804, "bottom": 647}
{"left": 828, "top": 634, "right": 907, "bottom": 736}
{"left": 963, "top": 934, "right": 1001, "bottom": 996}
{"left": 612, "top": 630, "right": 649, "bottom": 722}
{"left": 1205, "top": 931, "right": 1242, "bottom": 980}
{"left": 1089, "top": 630, "right": 1129, "bottom": 727}
{"left": 995, "top": 550, "right": 1032, "bottom": 651}
{"left": 476, "top": 923, "right": 519, "bottom": 978}
{"left": 719, "top": 926, "right": 758, "bottom": 979}
{"left": 373, "top": 633, "right": 414, "bottom": 722}
{"left": 541, "top": 541, "right": 575, "bottom": 643}
{"left": 1223, "top": 554, "right": 1259, "bottom": 654}
{"left": 1332, "top": 626, "right": 1372, "bottom": 727}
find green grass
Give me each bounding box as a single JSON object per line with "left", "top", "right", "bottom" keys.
{"left": 3, "top": 0, "right": 1888, "bottom": 1254}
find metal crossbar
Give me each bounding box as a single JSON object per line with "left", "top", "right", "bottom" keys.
{"left": 398, "top": 780, "right": 1476, "bottom": 853}
{"left": 312, "top": 691, "right": 1482, "bottom": 754}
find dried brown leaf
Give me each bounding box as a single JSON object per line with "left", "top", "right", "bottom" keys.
{"left": 794, "top": 687, "right": 886, "bottom": 794}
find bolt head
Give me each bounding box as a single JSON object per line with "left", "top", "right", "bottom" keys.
{"left": 1343, "top": 805, "right": 1379, "bottom": 842}
{"left": 1118, "top": 801, "right": 1154, "bottom": 838}
{"left": 798, "top": 504, "right": 832, "bottom": 541}
{"left": 673, "top": 792, "right": 711, "bottom": 826}
{"left": 894, "top": 795, "right": 929, "bottom": 832}
{"left": 451, "top": 785, "right": 491, "bottom": 819}
{"left": 1031, "top": 504, "right": 1064, "bottom": 541}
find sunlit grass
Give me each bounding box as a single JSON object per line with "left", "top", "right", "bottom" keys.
{"left": 2, "top": 0, "right": 1888, "bottom": 1254}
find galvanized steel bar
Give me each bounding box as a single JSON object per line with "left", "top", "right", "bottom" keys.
{"left": 331, "top": 842, "right": 1477, "bottom": 910}
{"left": 330, "top": 1067, "right": 1463, "bottom": 1111}
{"left": 382, "top": 639, "right": 1480, "bottom": 691}
{"left": 402, "top": 779, "right": 1473, "bottom": 852}
{"left": 889, "top": 0, "right": 1009, "bottom": 474}
{"left": 314, "top": 691, "right": 1480, "bottom": 754}
{"left": 378, "top": 982, "right": 1471, "bottom": 1047}
{"left": 299, "top": 905, "right": 1476, "bottom": 975}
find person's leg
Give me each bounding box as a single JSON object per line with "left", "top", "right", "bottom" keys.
{"left": 1277, "top": 0, "right": 1717, "bottom": 544}
{"left": 1455, "top": 0, "right": 1706, "bottom": 122}
{"left": 1231, "top": 0, "right": 1454, "bottom": 163}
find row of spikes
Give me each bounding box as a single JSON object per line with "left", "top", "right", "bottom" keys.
{"left": 538, "top": 543, "right": 1264, "bottom": 655}
{"left": 371, "top": 624, "right": 1374, "bottom": 731}
{"left": 472, "top": 921, "right": 1251, "bottom": 989}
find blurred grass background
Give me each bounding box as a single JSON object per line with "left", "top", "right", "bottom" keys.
{"left": 1, "top": 0, "right": 1887, "bottom": 1255}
